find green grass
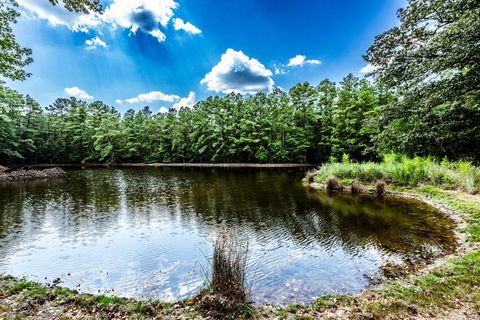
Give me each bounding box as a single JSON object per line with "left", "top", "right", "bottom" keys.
{"left": 5, "top": 280, "right": 50, "bottom": 301}
{"left": 274, "top": 308, "right": 288, "bottom": 319}
{"left": 310, "top": 248, "right": 480, "bottom": 319}
{"left": 311, "top": 294, "right": 353, "bottom": 312}
{"left": 285, "top": 303, "right": 304, "bottom": 312}
{"left": 313, "top": 154, "right": 480, "bottom": 194}
{"left": 360, "top": 250, "right": 480, "bottom": 319}
{"left": 0, "top": 277, "right": 171, "bottom": 318}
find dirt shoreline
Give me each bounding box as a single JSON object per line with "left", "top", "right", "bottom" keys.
{"left": 0, "top": 167, "right": 66, "bottom": 182}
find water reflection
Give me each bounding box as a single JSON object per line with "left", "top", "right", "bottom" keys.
{"left": 0, "top": 168, "right": 456, "bottom": 304}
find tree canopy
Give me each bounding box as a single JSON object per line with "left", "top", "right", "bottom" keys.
{"left": 365, "top": 0, "right": 480, "bottom": 159}
{"left": 0, "top": 77, "right": 391, "bottom": 164}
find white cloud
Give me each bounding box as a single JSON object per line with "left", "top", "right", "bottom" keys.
{"left": 201, "top": 49, "right": 274, "bottom": 95}
{"left": 18, "top": 0, "right": 100, "bottom": 32}
{"left": 64, "top": 86, "right": 93, "bottom": 100}
{"left": 115, "top": 99, "right": 123, "bottom": 105}
{"left": 19, "top": 0, "right": 201, "bottom": 42}
{"left": 173, "top": 18, "right": 201, "bottom": 34}
{"left": 85, "top": 36, "right": 108, "bottom": 50}
{"left": 359, "top": 63, "right": 377, "bottom": 74}
{"left": 102, "top": 0, "right": 178, "bottom": 42}
{"left": 172, "top": 91, "right": 196, "bottom": 111}
{"left": 159, "top": 106, "right": 170, "bottom": 113}
{"left": 286, "top": 55, "right": 321, "bottom": 67}
{"left": 120, "top": 91, "right": 180, "bottom": 104}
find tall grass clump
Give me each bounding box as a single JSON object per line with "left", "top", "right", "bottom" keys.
{"left": 305, "top": 170, "right": 316, "bottom": 184}
{"left": 210, "top": 233, "right": 249, "bottom": 302}
{"left": 351, "top": 180, "right": 362, "bottom": 194}
{"left": 376, "top": 180, "right": 386, "bottom": 198}
{"left": 312, "top": 154, "right": 479, "bottom": 194}
{"left": 194, "top": 233, "right": 253, "bottom": 318}
{"left": 326, "top": 176, "right": 343, "bottom": 191}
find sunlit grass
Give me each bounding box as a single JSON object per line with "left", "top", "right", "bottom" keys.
{"left": 314, "top": 154, "right": 480, "bottom": 194}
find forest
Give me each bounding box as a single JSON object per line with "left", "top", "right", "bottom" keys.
{"left": 0, "top": 0, "right": 479, "bottom": 165}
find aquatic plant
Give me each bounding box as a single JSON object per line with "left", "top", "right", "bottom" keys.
{"left": 193, "top": 232, "right": 253, "bottom": 318}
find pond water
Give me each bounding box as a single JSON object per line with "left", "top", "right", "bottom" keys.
{"left": 0, "top": 168, "right": 456, "bottom": 304}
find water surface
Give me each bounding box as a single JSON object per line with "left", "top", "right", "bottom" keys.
{"left": 0, "top": 168, "right": 456, "bottom": 304}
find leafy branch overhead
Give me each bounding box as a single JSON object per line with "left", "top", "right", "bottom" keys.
{"left": 48, "top": 0, "right": 102, "bottom": 14}
{"left": 0, "top": 0, "right": 103, "bottom": 81}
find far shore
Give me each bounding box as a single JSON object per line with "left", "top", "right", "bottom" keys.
{"left": 6, "top": 163, "right": 317, "bottom": 170}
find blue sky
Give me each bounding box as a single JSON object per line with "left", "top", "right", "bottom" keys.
{"left": 7, "top": 0, "right": 405, "bottom": 113}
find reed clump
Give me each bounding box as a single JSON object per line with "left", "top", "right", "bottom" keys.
{"left": 211, "top": 233, "right": 248, "bottom": 302}
{"left": 326, "top": 176, "right": 343, "bottom": 191}
{"left": 306, "top": 171, "right": 317, "bottom": 184}
{"left": 351, "top": 180, "right": 362, "bottom": 194}
{"left": 195, "top": 233, "right": 252, "bottom": 318}
{"left": 376, "top": 180, "right": 386, "bottom": 198}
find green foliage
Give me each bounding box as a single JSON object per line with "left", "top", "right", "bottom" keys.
{"left": 330, "top": 75, "right": 390, "bottom": 160}
{"left": 48, "top": 0, "right": 102, "bottom": 14}
{"left": 365, "top": 0, "right": 480, "bottom": 160}
{"left": 0, "top": 79, "right": 390, "bottom": 165}
{"left": 0, "top": 86, "right": 37, "bottom": 160}
{"left": 314, "top": 154, "right": 480, "bottom": 194}
{"left": 0, "top": 1, "right": 33, "bottom": 81}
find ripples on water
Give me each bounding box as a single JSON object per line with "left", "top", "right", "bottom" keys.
{"left": 0, "top": 168, "right": 456, "bottom": 304}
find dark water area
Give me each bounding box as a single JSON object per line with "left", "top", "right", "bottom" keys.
{"left": 0, "top": 168, "right": 456, "bottom": 304}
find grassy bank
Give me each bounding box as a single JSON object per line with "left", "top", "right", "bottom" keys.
{"left": 312, "top": 154, "right": 480, "bottom": 194}
{"left": 0, "top": 276, "right": 191, "bottom": 319}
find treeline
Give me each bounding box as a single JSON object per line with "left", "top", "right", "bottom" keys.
{"left": 0, "top": 76, "right": 394, "bottom": 164}
{"left": 1, "top": 71, "right": 478, "bottom": 165}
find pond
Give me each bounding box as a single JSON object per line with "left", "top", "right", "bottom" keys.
{"left": 0, "top": 168, "right": 456, "bottom": 304}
